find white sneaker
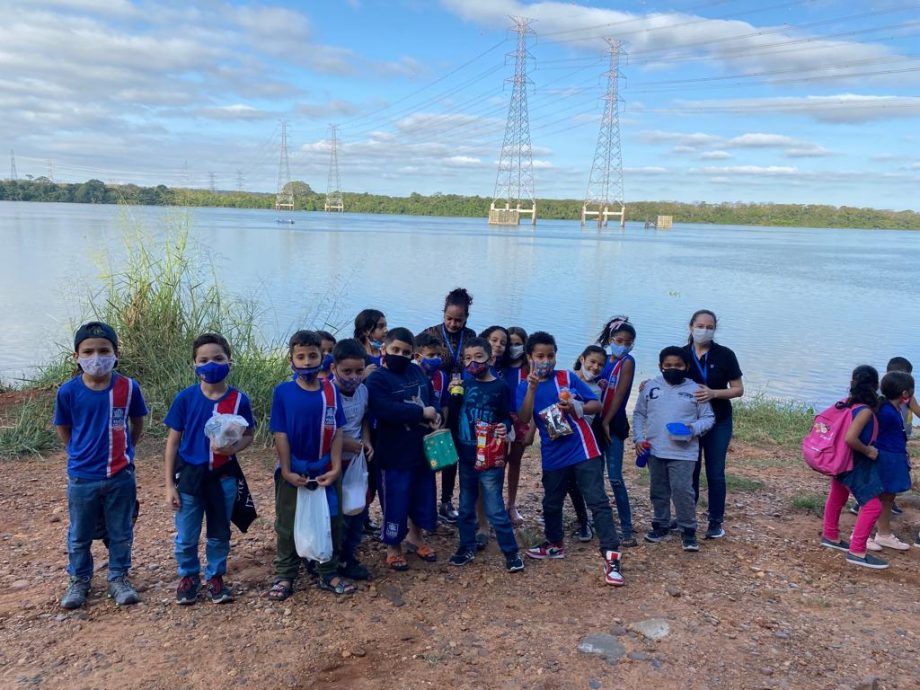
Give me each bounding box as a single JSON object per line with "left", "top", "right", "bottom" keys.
{"left": 873, "top": 533, "right": 910, "bottom": 551}
{"left": 865, "top": 537, "right": 882, "bottom": 552}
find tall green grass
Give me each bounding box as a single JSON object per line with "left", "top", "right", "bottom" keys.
{"left": 0, "top": 220, "right": 311, "bottom": 457}
{"left": 733, "top": 395, "right": 814, "bottom": 450}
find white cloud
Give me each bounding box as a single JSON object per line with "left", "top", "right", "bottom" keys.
{"left": 726, "top": 133, "right": 800, "bottom": 148}
{"left": 625, "top": 166, "right": 669, "bottom": 175}
{"left": 697, "top": 165, "right": 800, "bottom": 177}
{"left": 639, "top": 130, "right": 721, "bottom": 148}
{"left": 445, "top": 155, "right": 483, "bottom": 167}
{"left": 700, "top": 150, "right": 731, "bottom": 160}
{"left": 199, "top": 104, "right": 271, "bottom": 120}
{"left": 673, "top": 95, "right": 920, "bottom": 124}
{"left": 785, "top": 146, "right": 834, "bottom": 158}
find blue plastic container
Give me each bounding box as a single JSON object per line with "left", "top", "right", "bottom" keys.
{"left": 666, "top": 422, "right": 693, "bottom": 441}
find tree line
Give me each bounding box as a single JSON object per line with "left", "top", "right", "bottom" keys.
{"left": 2, "top": 178, "right": 918, "bottom": 230}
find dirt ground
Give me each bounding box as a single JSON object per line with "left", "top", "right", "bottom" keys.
{"left": 1, "top": 435, "right": 919, "bottom": 690}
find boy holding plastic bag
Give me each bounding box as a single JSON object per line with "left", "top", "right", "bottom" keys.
{"left": 268, "top": 330, "right": 352, "bottom": 601}
{"left": 164, "top": 333, "right": 256, "bottom": 605}
{"left": 331, "top": 338, "right": 374, "bottom": 580}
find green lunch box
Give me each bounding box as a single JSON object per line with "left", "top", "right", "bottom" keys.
{"left": 423, "top": 429, "right": 459, "bottom": 472}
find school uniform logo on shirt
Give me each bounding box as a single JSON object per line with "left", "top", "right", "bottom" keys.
{"left": 111, "top": 407, "right": 126, "bottom": 429}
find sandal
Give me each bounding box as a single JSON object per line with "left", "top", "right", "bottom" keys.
{"left": 267, "top": 579, "right": 294, "bottom": 601}
{"left": 318, "top": 574, "right": 356, "bottom": 595}
{"left": 405, "top": 541, "right": 437, "bottom": 562}
{"left": 386, "top": 553, "right": 409, "bottom": 571}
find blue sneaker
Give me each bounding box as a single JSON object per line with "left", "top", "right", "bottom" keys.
{"left": 845, "top": 552, "right": 888, "bottom": 570}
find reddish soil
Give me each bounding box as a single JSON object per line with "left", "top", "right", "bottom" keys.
{"left": 1, "top": 438, "right": 919, "bottom": 690}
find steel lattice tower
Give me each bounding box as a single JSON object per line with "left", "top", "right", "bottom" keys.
{"left": 9, "top": 150, "right": 17, "bottom": 181}
{"left": 489, "top": 17, "right": 536, "bottom": 226}
{"left": 582, "top": 38, "right": 626, "bottom": 229}
{"left": 324, "top": 124, "right": 344, "bottom": 212}
{"left": 275, "top": 120, "right": 294, "bottom": 211}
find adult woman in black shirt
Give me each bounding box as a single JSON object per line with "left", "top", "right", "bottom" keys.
{"left": 682, "top": 309, "right": 744, "bottom": 539}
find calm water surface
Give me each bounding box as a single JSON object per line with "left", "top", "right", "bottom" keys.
{"left": 3, "top": 201, "right": 919, "bottom": 408}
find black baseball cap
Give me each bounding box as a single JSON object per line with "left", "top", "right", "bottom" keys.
{"left": 74, "top": 322, "right": 119, "bottom": 352}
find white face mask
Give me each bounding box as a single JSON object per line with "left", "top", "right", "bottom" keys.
{"left": 79, "top": 355, "right": 117, "bottom": 377}
{"left": 691, "top": 328, "right": 715, "bottom": 345}
{"left": 509, "top": 344, "right": 525, "bottom": 360}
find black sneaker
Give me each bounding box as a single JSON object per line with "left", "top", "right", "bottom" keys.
{"left": 644, "top": 528, "right": 670, "bottom": 544}
{"left": 682, "top": 533, "right": 700, "bottom": 552}
{"left": 620, "top": 533, "right": 638, "bottom": 548}
{"left": 449, "top": 549, "right": 475, "bottom": 567}
{"left": 176, "top": 575, "right": 200, "bottom": 605}
{"left": 475, "top": 532, "right": 489, "bottom": 551}
{"left": 576, "top": 522, "right": 594, "bottom": 543}
{"left": 61, "top": 577, "right": 90, "bottom": 610}
{"left": 845, "top": 552, "right": 889, "bottom": 570}
{"left": 505, "top": 553, "right": 525, "bottom": 573}
{"left": 705, "top": 523, "right": 726, "bottom": 540}
{"left": 207, "top": 576, "right": 234, "bottom": 604}
{"left": 439, "top": 501, "right": 459, "bottom": 524}
{"left": 107, "top": 575, "right": 140, "bottom": 606}
{"left": 668, "top": 520, "right": 679, "bottom": 531}
{"left": 820, "top": 537, "right": 851, "bottom": 553}
{"left": 338, "top": 560, "right": 371, "bottom": 580}
{"left": 891, "top": 501, "right": 903, "bottom": 515}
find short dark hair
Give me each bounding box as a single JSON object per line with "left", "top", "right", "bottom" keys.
{"left": 333, "top": 338, "right": 367, "bottom": 363}
{"left": 385, "top": 327, "right": 415, "bottom": 348}
{"left": 317, "top": 330, "right": 337, "bottom": 345}
{"left": 414, "top": 331, "right": 441, "bottom": 350}
{"left": 464, "top": 336, "right": 492, "bottom": 358}
{"left": 887, "top": 356, "right": 913, "bottom": 374}
{"left": 288, "top": 330, "right": 323, "bottom": 353}
{"left": 880, "top": 371, "right": 914, "bottom": 400}
{"left": 526, "top": 331, "right": 557, "bottom": 355}
{"left": 192, "top": 332, "right": 231, "bottom": 360}
{"left": 659, "top": 346, "right": 690, "bottom": 366}
{"left": 354, "top": 309, "right": 385, "bottom": 341}
{"left": 443, "top": 287, "right": 473, "bottom": 315}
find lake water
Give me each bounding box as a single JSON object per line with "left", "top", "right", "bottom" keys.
{"left": 3, "top": 200, "right": 919, "bottom": 408}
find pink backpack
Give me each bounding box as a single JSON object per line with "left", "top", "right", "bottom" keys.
{"left": 802, "top": 401, "right": 877, "bottom": 476}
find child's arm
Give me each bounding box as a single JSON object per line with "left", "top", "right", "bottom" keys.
{"left": 845, "top": 408, "right": 878, "bottom": 459}
{"left": 517, "top": 372, "right": 539, "bottom": 424}
{"left": 694, "top": 400, "right": 715, "bottom": 436}
{"left": 342, "top": 435, "right": 363, "bottom": 454}
{"left": 55, "top": 424, "right": 71, "bottom": 446}
{"left": 601, "top": 358, "right": 635, "bottom": 427}
{"left": 275, "top": 431, "right": 308, "bottom": 487}
{"left": 632, "top": 390, "right": 648, "bottom": 453}
{"left": 129, "top": 416, "right": 145, "bottom": 448}
{"left": 910, "top": 395, "right": 920, "bottom": 417}
{"left": 164, "top": 428, "right": 182, "bottom": 510}
{"left": 319, "top": 429, "right": 344, "bottom": 486}
{"left": 361, "top": 417, "right": 374, "bottom": 460}
{"left": 366, "top": 375, "right": 433, "bottom": 424}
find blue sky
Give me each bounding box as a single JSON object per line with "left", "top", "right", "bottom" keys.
{"left": 2, "top": 0, "right": 919, "bottom": 209}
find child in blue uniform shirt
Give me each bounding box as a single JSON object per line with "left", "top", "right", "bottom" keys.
{"left": 54, "top": 322, "right": 148, "bottom": 609}
{"left": 268, "top": 330, "right": 352, "bottom": 600}
{"left": 516, "top": 331, "right": 625, "bottom": 587}
{"left": 164, "top": 333, "right": 256, "bottom": 605}
{"left": 448, "top": 337, "right": 523, "bottom": 573}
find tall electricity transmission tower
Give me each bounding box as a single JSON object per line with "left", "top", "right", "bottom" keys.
{"left": 324, "top": 124, "right": 344, "bottom": 212}
{"left": 47, "top": 160, "right": 55, "bottom": 183}
{"left": 489, "top": 17, "right": 536, "bottom": 226}
{"left": 582, "top": 38, "right": 626, "bottom": 229}
{"left": 236, "top": 169, "right": 244, "bottom": 192}
{"left": 9, "top": 150, "right": 17, "bottom": 181}
{"left": 208, "top": 172, "right": 216, "bottom": 193}
{"left": 275, "top": 120, "right": 294, "bottom": 211}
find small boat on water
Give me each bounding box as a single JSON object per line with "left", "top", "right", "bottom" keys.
{"left": 275, "top": 218, "right": 295, "bottom": 224}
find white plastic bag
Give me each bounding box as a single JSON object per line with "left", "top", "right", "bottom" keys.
{"left": 204, "top": 413, "right": 249, "bottom": 449}
{"left": 294, "top": 486, "right": 333, "bottom": 563}
{"left": 341, "top": 452, "right": 368, "bottom": 517}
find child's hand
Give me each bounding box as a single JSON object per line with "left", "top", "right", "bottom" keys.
{"left": 212, "top": 442, "right": 237, "bottom": 456}
{"left": 600, "top": 423, "right": 612, "bottom": 446}
{"left": 282, "top": 470, "right": 309, "bottom": 488}
{"left": 634, "top": 441, "right": 647, "bottom": 456}
{"left": 422, "top": 406, "right": 437, "bottom": 421}
{"left": 866, "top": 446, "right": 879, "bottom": 461}
{"left": 638, "top": 378, "right": 651, "bottom": 392}
{"left": 556, "top": 398, "right": 573, "bottom": 414}
{"left": 166, "top": 485, "right": 181, "bottom": 511}
{"left": 494, "top": 425, "right": 507, "bottom": 440}
{"left": 363, "top": 441, "right": 375, "bottom": 461}
{"left": 365, "top": 363, "right": 378, "bottom": 375}
{"left": 526, "top": 371, "right": 540, "bottom": 389}
{"left": 316, "top": 469, "right": 339, "bottom": 486}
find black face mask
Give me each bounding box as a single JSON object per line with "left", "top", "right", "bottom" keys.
{"left": 385, "top": 353, "right": 411, "bottom": 374}
{"left": 662, "top": 368, "right": 687, "bottom": 385}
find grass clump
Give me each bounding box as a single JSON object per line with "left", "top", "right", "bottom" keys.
{"left": 733, "top": 395, "right": 813, "bottom": 450}
{"left": 790, "top": 492, "right": 826, "bottom": 517}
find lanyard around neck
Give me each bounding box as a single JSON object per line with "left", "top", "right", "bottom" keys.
{"left": 440, "top": 323, "right": 464, "bottom": 367}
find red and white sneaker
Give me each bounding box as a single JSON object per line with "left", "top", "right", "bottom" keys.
{"left": 604, "top": 550, "right": 625, "bottom": 586}
{"left": 525, "top": 541, "right": 566, "bottom": 560}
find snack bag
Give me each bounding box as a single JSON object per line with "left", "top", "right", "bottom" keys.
{"left": 204, "top": 413, "right": 250, "bottom": 449}
{"left": 475, "top": 421, "right": 507, "bottom": 471}
{"left": 538, "top": 403, "right": 573, "bottom": 441}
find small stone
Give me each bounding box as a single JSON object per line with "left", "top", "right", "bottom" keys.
{"left": 10, "top": 580, "right": 29, "bottom": 590}
{"left": 665, "top": 585, "right": 682, "bottom": 598}
{"left": 610, "top": 625, "right": 628, "bottom": 636}
{"left": 283, "top": 608, "right": 292, "bottom": 617}
{"left": 49, "top": 516, "right": 61, "bottom": 523}
{"left": 856, "top": 677, "right": 880, "bottom": 690}
{"left": 589, "top": 680, "right": 601, "bottom": 690}
{"left": 761, "top": 667, "right": 774, "bottom": 676}
{"left": 577, "top": 633, "right": 626, "bottom": 666}
{"left": 628, "top": 651, "right": 650, "bottom": 661}
{"left": 629, "top": 618, "right": 671, "bottom": 641}
{"left": 228, "top": 669, "right": 238, "bottom": 678}
{"left": 352, "top": 648, "right": 366, "bottom": 658}
{"left": 342, "top": 650, "right": 351, "bottom": 659}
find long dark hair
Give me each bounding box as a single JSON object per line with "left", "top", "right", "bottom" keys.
{"left": 354, "top": 309, "right": 385, "bottom": 342}
{"left": 596, "top": 316, "right": 636, "bottom": 345}
{"left": 574, "top": 344, "right": 607, "bottom": 371}
{"left": 687, "top": 309, "right": 718, "bottom": 345}
{"left": 480, "top": 325, "right": 510, "bottom": 369}
{"left": 443, "top": 287, "right": 473, "bottom": 316}
{"left": 838, "top": 365, "right": 880, "bottom": 409}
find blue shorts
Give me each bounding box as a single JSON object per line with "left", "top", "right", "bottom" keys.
{"left": 379, "top": 466, "right": 437, "bottom": 545}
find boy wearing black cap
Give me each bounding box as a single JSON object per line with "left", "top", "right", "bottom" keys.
{"left": 54, "top": 322, "right": 148, "bottom": 609}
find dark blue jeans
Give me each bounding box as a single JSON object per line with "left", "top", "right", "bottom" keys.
{"left": 603, "top": 435, "right": 634, "bottom": 536}
{"left": 67, "top": 467, "right": 136, "bottom": 580}
{"left": 692, "top": 417, "right": 733, "bottom": 525}
{"left": 542, "top": 457, "right": 620, "bottom": 552}
{"left": 457, "top": 460, "right": 518, "bottom": 556}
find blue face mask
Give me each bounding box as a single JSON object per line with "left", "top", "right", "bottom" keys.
{"left": 291, "top": 363, "right": 322, "bottom": 383}
{"left": 321, "top": 353, "right": 334, "bottom": 371}
{"left": 605, "top": 343, "right": 633, "bottom": 359}
{"left": 419, "top": 356, "right": 443, "bottom": 374}
{"left": 195, "top": 361, "right": 230, "bottom": 384}
{"left": 369, "top": 339, "right": 383, "bottom": 350}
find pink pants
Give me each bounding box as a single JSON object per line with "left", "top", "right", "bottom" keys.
{"left": 822, "top": 478, "right": 882, "bottom": 555}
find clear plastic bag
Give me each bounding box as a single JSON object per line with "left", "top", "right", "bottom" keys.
{"left": 538, "top": 403, "right": 573, "bottom": 441}
{"left": 294, "top": 486, "right": 333, "bottom": 563}
{"left": 342, "top": 451, "right": 368, "bottom": 516}
{"left": 204, "top": 413, "right": 249, "bottom": 449}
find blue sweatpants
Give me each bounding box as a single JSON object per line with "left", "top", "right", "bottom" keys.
{"left": 379, "top": 467, "right": 437, "bottom": 545}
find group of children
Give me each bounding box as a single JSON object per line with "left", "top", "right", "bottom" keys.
{"left": 52, "top": 297, "right": 917, "bottom": 609}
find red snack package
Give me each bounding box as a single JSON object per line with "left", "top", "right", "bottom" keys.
{"left": 475, "top": 421, "right": 507, "bottom": 471}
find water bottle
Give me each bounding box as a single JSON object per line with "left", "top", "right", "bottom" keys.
{"left": 636, "top": 441, "right": 651, "bottom": 468}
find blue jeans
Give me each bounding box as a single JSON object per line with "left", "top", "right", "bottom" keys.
{"left": 692, "top": 417, "right": 733, "bottom": 525}
{"left": 175, "top": 475, "right": 236, "bottom": 580}
{"left": 457, "top": 460, "right": 518, "bottom": 556}
{"left": 603, "top": 435, "right": 634, "bottom": 536}
{"left": 67, "top": 467, "right": 136, "bottom": 581}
